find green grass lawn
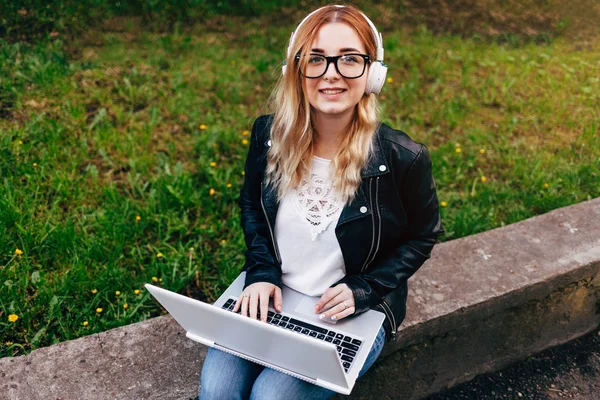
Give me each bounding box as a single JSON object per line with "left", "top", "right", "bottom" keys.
{"left": 1, "top": 8, "right": 599, "bottom": 357}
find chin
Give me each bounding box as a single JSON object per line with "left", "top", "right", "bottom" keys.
{"left": 316, "top": 104, "right": 350, "bottom": 115}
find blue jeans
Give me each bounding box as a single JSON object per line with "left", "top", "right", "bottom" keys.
{"left": 199, "top": 325, "right": 386, "bottom": 399}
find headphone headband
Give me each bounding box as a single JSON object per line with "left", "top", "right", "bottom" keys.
{"left": 286, "top": 5, "right": 384, "bottom": 62}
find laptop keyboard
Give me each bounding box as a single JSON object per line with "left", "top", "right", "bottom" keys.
{"left": 221, "top": 297, "right": 363, "bottom": 373}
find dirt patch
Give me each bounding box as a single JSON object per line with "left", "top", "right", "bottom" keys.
{"left": 427, "top": 327, "right": 600, "bottom": 399}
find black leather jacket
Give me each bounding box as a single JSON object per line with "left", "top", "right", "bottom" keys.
{"left": 240, "top": 115, "right": 444, "bottom": 342}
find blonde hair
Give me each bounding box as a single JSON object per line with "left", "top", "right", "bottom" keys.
{"left": 265, "top": 5, "right": 381, "bottom": 203}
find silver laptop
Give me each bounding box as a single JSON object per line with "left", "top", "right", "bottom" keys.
{"left": 145, "top": 272, "right": 384, "bottom": 395}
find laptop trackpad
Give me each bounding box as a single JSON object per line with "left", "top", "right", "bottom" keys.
{"left": 294, "top": 296, "right": 338, "bottom": 325}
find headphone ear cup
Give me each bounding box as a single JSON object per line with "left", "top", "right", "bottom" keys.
{"left": 365, "top": 62, "right": 387, "bottom": 95}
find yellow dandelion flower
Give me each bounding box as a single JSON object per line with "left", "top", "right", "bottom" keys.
{"left": 5, "top": 341, "right": 13, "bottom": 346}
{"left": 83, "top": 321, "right": 88, "bottom": 327}
{"left": 209, "top": 161, "right": 217, "bottom": 167}
{"left": 221, "top": 239, "right": 226, "bottom": 244}
{"left": 226, "top": 183, "right": 232, "bottom": 188}
{"left": 440, "top": 201, "right": 448, "bottom": 207}
{"left": 543, "top": 183, "right": 549, "bottom": 189}
{"left": 33, "top": 163, "right": 38, "bottom": 167}
{"left": 115, "top": 291, "right": 121, "bottom": 296}
{"left": 135, "top": 215, "right": 141, "bottom": 222}
{"left": 209, "top": 188, "right": 215, "bottom": 196}
{"left": 455, "top": 148, "right": 462, "bottom": 153}
{"left": 242, "top": 139, "right": 249, "bottom": 145}
{"left": 152, "top": 277, "right": 158, "bottom": 283}
{"left": 481, "top": 176, "right": 487, "bottom": 183}
{"left": 134, "top": 289, "right": 140, "bottom": 295}
{"left": 8, "top": 314, "right": 19, "bottom": 323}
{"left": 480, "top": 148, "right": 486, "bottom": 154}
{"left": 159, "top": 278, "right": 163, "bottom": 282}
{"left": 242, "top": 130, "right": 249, "bottom": 136}
{"left": 156, "top": 252, "right": 163, "bottom": 258}
{"left": 91, "top": 289, "right": 97, "bottom": 294}
{"left": 241, "top": 171, "right": 245, "bottom": 176}
{"left": 15, "top": 248, "right": 23, "bottom": 255}
{"left": 386, "top": 77, "right": 393, "bottom": 83}
{"left": 18, "top": 140, "right": 23, "bottom": 145}
{"left": 96, "top": 308, "right": 103, "bottom": 313}
{"left": 123, "top": 304, "right": 129, "bottom": 309}
{"left": 200, "top": 124, "right": 207, "bottom": 130}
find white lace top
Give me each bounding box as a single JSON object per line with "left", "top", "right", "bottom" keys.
{"left": 274, "top": 156, "right": 346, "bottom": 296}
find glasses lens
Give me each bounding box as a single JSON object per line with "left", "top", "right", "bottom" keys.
{"left": 302, "top": 55, "right": 366, "bottom": 78}
{"left": 337, "top": 55, "right": 366, "bottom": 78}
{"left": 305, "top": 55, "right": 326, "bottom": 78}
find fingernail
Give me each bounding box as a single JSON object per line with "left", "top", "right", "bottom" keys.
{"left": 319, "top": 314, "right": 326, "bottom": 320}
{"left": 330, "top": 315, "right": 337, "bottom": 321}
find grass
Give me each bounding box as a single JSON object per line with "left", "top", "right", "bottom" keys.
{"left": 1, "top": 6, "right": 599, "bottom": 357}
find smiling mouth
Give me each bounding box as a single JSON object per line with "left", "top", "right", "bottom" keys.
{"left": 319, "top": 89, "right": 346, "bottom": 95}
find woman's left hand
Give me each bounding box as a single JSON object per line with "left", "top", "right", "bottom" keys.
{"left": 314, "top": 283, "right": 355, "bottom": 321}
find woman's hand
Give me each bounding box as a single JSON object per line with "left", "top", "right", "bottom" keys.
{"left": 232, "top": 282, "right": 283, "bottom": 322}
{"left": 314, "top": 283, "right": 355, "bottom": 321}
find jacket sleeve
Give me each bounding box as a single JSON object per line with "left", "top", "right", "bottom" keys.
{"left": 337, "top": 144, "right": 444, "bottom": 314}
{"left": 239, "top": 116, "right": 283, "bottom": 289}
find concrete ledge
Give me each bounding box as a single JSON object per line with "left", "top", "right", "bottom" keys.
{"left": 2, "top": 198, "right": 600, "bottom": 400}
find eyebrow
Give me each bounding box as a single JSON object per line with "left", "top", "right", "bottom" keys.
{"left": 311, "top": 47, "right": 362, "bottom": 53}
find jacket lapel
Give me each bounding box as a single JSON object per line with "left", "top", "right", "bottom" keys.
{"left": 337, "top": 126, "right": 390, "bottom": 227}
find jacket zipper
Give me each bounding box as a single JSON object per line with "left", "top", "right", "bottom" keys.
{"left": 361, "top": 177, "right": 381, "bottom": 273}
{"left": 360, "top": 178, "right": 376, "bottom": 273}
{"left": 381, "top": 299, "right": 397, "bottom": 340}
{"left": 260, "top": 185, "right": 282, "bottom": 264}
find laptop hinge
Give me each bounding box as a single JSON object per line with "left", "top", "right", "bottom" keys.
{"left": 186, "top": 332, "right": 215, "bottom": 347}
{"left": 213, "top": 342, "right": 318, "bottom": 384}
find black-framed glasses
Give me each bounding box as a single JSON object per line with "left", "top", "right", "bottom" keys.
{"left": 295, "top": 53, "right": 371, "bottom": 79}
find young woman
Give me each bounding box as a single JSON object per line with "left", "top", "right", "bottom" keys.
{"left": 199, "top": 4, "right": 443, "bottom": 399}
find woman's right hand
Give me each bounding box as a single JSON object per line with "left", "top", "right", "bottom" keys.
{"left": 232, "top": 282, "right": 283, "bottom": 322}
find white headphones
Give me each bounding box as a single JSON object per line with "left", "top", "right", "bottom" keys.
{"left": 281, "top": 5, "right": 388, "bottom": 95}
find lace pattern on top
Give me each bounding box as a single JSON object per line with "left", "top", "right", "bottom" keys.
{"left": 292, "top": 169, "right": 343, "bottom": 241}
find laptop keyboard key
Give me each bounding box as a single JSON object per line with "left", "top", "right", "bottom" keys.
{"left": 343, "top": 362, "right": 351, "bottom": 369}
{"left": 294, "top": 326, "right": 302, "bottom": 332}
{"left": 285, "top": 325, "right": 294, "bottom": 330}
{"left": 342, "top": 348, "right": 356, "bottom": 357}
{"left": 278, "top": 321, "right": 287, "bottom": 328}
{"left": 317, "top": 334, "right": 325, "bottom": 340}
{"left": 341, "top": 355, "right": 354, "bottom": 362}
{"left": 352, "top": 339, "right": 362, "bottom": 346}
{"left": 327, "top": 331, "right": 335, "bottom": 337}
{"left": 325, "top": 337, "right": 333, "bottom": 342}
{"left": 340, "top": 342, "right": 359, "bottom": 351}
{"left": 333, "top": 339, "right": 341, "bottom": 345}
{"left": 343, "top": 336, "right": 352, "bottom": 342}
{"left": 301, "top": 329, "right": 310, "bottom": 335}
{"left": 267, "top": 311, "right": 274, "bottom": 317}
{"left": 309, "top": 331, "right": 317, "bottom": 337}
{"left": 282, "top": 316, "right": 289, "bottom": 322}
{"left": 335, "top": 333, "right": 344, "bottom": 339}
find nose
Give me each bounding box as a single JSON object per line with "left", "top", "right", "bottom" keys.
{"left": 323, "top": 59, "right": 340, "bottom": 80}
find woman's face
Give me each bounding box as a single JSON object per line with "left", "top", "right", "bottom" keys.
{"left": 304, "top": 22, "right": 369, "bottom": 120}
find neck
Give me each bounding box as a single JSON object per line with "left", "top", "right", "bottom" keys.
{"left": 312, "top": 109, "right": 354, "bottom": 159}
